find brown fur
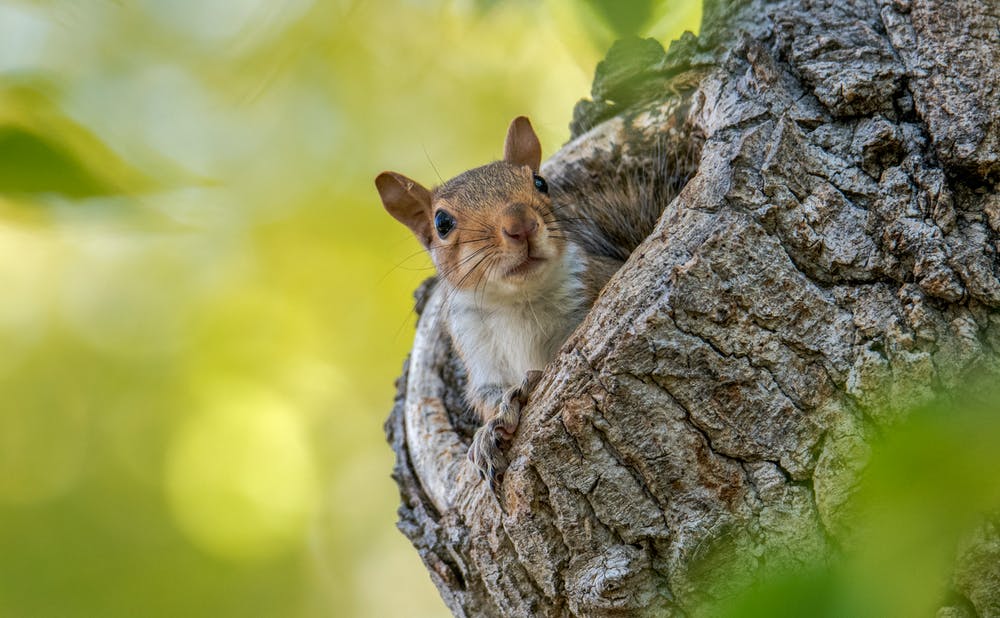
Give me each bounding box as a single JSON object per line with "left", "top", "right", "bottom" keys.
{"left": 428, "top": 161, "right": 566, "bottom": 293}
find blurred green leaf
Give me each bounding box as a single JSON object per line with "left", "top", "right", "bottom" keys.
{"left": 701, "top": 379, "right": 1000, "bottom": 618}
{"left": 0, "top": 126, "right": 110, "bottom": 197}
{"left": 0, "top": 85, "right": 153, "bottom": 198}
{"left": 580, "top": 0, "right": 657, "bottom": 36}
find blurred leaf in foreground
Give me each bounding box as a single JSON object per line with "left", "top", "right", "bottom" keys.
{"left": 704, "top": 373, "right": 1000, "bottom": 618}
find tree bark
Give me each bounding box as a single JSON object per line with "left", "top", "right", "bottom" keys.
{"left": 385, "top": 0, "right": 1000, "bottom": 615}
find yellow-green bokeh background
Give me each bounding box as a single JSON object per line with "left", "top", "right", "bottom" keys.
{"left": 0, "top": 1, "right": 699, "bottom": 616}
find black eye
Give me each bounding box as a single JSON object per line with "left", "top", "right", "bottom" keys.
{"left": 533, "top": 174, "right": 548, "bottom": 194}
{"left": 434, "top": 210, "right": 456, "bottom": 238}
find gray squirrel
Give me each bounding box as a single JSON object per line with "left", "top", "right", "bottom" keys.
{"left": 376, "top": 116, "right": 687, "bottom": 491}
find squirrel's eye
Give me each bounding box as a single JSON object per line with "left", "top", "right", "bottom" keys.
{"left": 434, "top": 210, "right": 456, "bottom": 238}
{"left": 533, "top": 174, "right": 548, "bottom": 194}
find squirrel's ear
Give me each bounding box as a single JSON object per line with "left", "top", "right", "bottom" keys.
{"left": 375, "top": 171, "right": 434, "bottom": 248}
{"left": 503, "top": 116, "right": 542, "bottom": 172}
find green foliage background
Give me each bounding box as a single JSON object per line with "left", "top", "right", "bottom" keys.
{"left": 0, "top": 1, "right": 699, "bottom": 616}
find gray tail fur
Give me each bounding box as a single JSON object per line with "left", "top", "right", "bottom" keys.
{"left": 549, "top": 132, "right": 703, "bottom": 261}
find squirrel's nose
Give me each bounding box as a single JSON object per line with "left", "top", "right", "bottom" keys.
{"left": 501, "top": 207, "right": 538, "bottom": 244}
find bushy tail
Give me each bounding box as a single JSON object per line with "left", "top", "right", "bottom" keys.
{"left": 550, "top": 131, "right": 703, "bottom": 262}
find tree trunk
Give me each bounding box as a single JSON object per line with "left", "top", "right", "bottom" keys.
{"left": 385, "top": 0, "right": 1000, "bottom": 615}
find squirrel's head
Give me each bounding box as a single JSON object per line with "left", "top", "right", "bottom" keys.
{"left": 376, "top": 116, "right": 568, "bottom": 298}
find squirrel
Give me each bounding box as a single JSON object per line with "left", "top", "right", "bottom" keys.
{"left": 376, "top": 116, "right": 685, "bottom": 491}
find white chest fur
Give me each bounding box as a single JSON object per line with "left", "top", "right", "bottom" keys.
{"left": 446, "top": 244, "right": 588, "bottom": 389}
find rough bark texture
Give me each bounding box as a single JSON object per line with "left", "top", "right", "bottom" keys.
{"left": 385, "top": 0, "right": 1000, "bottom": 615}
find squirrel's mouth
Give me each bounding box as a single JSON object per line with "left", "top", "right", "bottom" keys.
{"left": 504, "top": 256, "right": 545, "bottom": 278}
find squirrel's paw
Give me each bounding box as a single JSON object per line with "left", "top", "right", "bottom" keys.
{"left": 468, "top": 370, "right": 542, "bottom": 492}
{"left": 468, "top": 419, "right": 510, "bottom": 493}
{"left": 495, "top": 369, "right": 541, "bottom": 438}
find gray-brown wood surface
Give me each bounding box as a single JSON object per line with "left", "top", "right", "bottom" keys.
{"left": 385, "top": 0, "right": 1000, "bottom": 615}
